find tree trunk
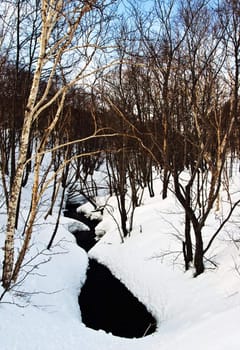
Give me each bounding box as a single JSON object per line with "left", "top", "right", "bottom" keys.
{"left": 2, "top": 109, "right": 34, "bottom": 288}
{"left": 194, "top": 229, "right": 204, "bottom": 277}
{"left": 120, "top": 192, "right": 128, "bottom": 237}
{"left": 184, "top": 185, "right": 193, "bottom": 270}
{"left": 162, "top": 168, "right": 170, "bottom": 199}
{"left": 47, "top": 184, "right": 66, "bottom": 250}
{"left": 147, "top": 167, "right": 155, "bottom": 197}
{"left": 2, "top": 10, "right": 47, "bottom": 287}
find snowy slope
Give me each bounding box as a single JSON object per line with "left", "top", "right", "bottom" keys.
{"left": 1, "top": 173, "right": 240, "bottom": 350}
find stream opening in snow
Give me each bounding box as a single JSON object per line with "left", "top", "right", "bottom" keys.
{"left": 64, "top": 201, "right": 157, "bottom": 338}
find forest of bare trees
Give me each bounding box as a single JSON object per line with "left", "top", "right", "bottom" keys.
{"left": 0, "top": 0, "right": 239, "bottom": 291}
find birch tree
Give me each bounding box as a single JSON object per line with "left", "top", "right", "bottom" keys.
{"left": 1, "top": 0, "right": 117, "bottom": 290}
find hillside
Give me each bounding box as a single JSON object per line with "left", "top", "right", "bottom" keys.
{"left": 1, "top": 170, "right": 240, "bottom": 349}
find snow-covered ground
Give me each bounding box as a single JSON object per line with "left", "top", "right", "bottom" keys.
{"left": 1, "top": 170, "right": 240, "bottom": 349}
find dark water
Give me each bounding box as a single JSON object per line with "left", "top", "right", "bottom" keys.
{"left": 64, "top": 204, "right": 157, "bottom": 338}
{"left": 79, "top": 258, "right": 156, "bottom": 338}
{"left": 64, "top": 204, "right": 100, "bottom": 252}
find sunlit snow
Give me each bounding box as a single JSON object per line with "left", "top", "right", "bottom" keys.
{"left": 1, "top": 168, "right": 240, "bottom": 350}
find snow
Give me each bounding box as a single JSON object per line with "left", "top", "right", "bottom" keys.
{"left": 68, "top": 220, "right": 90, "bottom": 232}
{"left": 1, "top": 171, "right": 240, "bottom": 349}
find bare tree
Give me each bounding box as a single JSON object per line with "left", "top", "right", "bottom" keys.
{"left": 115, "top": 0, "right": 240, "bottom": 276}
{"left": 1, "top": 0, "right": 119, "bottom": 290}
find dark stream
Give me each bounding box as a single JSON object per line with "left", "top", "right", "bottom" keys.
{"left": 64, "top": 202, "right": 156, "bottom": 338}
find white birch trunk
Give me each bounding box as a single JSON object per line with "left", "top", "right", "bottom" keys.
{"left": 1, "top": 0, "right": 49, "bottom": 288}
{"left": 1, "top": 0, "right": 98, "bottom": 289}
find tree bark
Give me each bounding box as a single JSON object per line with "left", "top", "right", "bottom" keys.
{"left": 1, "top": 1, "right": 50, "bottom": 288}
{"left": 184, "top": 185, "right": 193, "bottom": 270}
{"left": 2, "top": 110, "right": 33, "bottom": 288}
{"left": 193, "top": 229, "right": 204, "bottom": 277}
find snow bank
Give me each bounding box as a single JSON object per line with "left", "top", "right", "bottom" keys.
{"left": 1, "top": 173, "right": 240, "bottom": 350}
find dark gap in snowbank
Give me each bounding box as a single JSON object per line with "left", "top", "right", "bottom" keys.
{"left": 64, "top": 202, "right": 101, "bottom": 231}
{"left": 64, "top": 203, "right": 100, "bottom": 251}
{"left": 64, "top": 202, "right": 157, "bottom": 338}
{"left": 79, "top": 258, "right": 156, "bottom": 338}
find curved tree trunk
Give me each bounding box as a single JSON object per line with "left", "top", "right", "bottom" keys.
{"left": 2, "top": 109, "right": 34, "bottom": 288}
{"left": 1, "top": 1, "right": 51, "bottom": 288}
